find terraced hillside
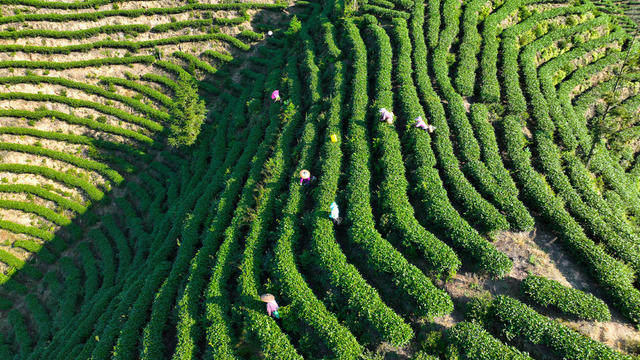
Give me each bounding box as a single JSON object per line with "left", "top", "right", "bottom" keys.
{"left": 0, "top": 0, "right": 639, "bottom": 358}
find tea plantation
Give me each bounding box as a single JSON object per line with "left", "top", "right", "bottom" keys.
{"left": 0, "top": 0, "right": 639, "bottom": 357}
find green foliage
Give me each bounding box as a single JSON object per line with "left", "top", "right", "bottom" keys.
{"left": 447, "top": 321, "right": 533, "bottom": 359}
{"left": 167, "top": 73, "right": 206, "bottom": 148}
{"left": 285, "top": 15, "right": 302, "bottom": 38}
{"left": 491, "top": 296, "right": 631, "bottom": 359}
{"left": 521, "top": 275, "right": 611, "bottom": 321}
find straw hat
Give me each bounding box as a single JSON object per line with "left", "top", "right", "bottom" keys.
{"left": 299, "top": 169, "right": 310, "bottom": 179}
{"left": 260, "top": 293, "right": 275, "bottom": 303}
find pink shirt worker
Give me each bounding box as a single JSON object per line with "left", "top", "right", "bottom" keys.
{"left": 379, "top": 108, "right": 394, "bottom": 124}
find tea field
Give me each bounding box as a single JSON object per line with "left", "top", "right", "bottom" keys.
{"left": 0, "top": 0, "right": 639, "bottom": 357}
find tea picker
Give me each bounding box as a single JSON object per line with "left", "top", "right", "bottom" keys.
{"left": 414, "top": 116, "right": 436, "bottom": 133}
{"left": 330, "top": 202, "right": 342, "bottom": 225}
{"left": 299, "top": 169, "right": 315, "bottom": 186}
{"left": 379, "top": 108, "right": 394, "bottom": 124}
{"left": 271, "top": 90, "right": 281, "bottom": 102}
{"left": 261, "top": 293, "right": 280, "bottom": 319}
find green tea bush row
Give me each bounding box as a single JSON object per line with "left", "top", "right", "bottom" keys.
{"left": 102, "top": 215, "right": 131, "bottom": 280}
{"left": 345, "top": 20, "right": 455, "bottom": 314}
{"left": 0, "top": 163, "right": 103, "bottom": 200}
{"left": 0, "top": 109, "right": 154, "bottom": 144}
{"left": 0, "top": 199, "right": 70, "bottom": 226}
{"left": 0, "top": 248, "right": 26, "bottom": 271}
{"left": 92, "top": 261, "right": 169, "bottom": 359}
{"left": 167, "top": 86, "right": 268, "bottom": 359}
{"left": 241, "top": 308, "right": 303, "bottom": 360}
{"left": 521, "top": 275, "right": 611, "bottom": 321}
{"left": 30, "top": 242, "right": 56, "bottom": 263}
{"left": 480, "top": 0, "right": 545, "bottom": 102}
{"left": 426, "top": 0, "right": 440, "bottom": 48}
{"left": 0, "top": 75, "right": 168, "bottom": 127}
{"left": 421, "top": 3, "right": 512, "bottom": 232}
{"left": 111, "top": 262, "right": 171, "bottom": 360}
{"left": 500, "top": 4, "right": 594, "bottom": 116}
{"left": 361, "top": 4, "right": 410, "bottom": 18}
{"left": 141, "top": 73, "right": 179, "bottom": 97}
{"left": 0, "top": 219, "right": 53, "bottom": 241}
{"left": 447, "top": 321, "right": 533, "bottom": 360}
{"left": 8, "top": 309, "right": 31, "bottom": 358}
{"left": 230, "top": 56, "right": 307, "bottom": 358}
{"left": 198, "top": 74, "right": 289, "bottom": 359}
{"left": 171, "top": 96, "right": 259, "bottom": 359}
{"left": 272, "top": 49, "right": 362, "bottom": 359}
{"left": 562, "top": 152, "right": 640, "bottom": 248}
{"left": 125, "top": 181, "right": 151, "bottom": 212}
{"left": 0, "top": 92, "right": 161, "bottom": 133}
{"left": 557, "top": 54, "right": 640, "bottom": 217}
{"left": 0, "top": 125, "right": 148, "bottom": 161}
{"left": 99, "top": 77, "right": 173, "bottom": 108}
{"left": 150, "top": 19, "right": 211, "bottom": 33}
{"left": 201, "top": 50, "right": 233, "bottom": 63}
{"left": 173, "top": 51, "right": 217, "bottom": 75}
{"left": 91, "top": 228, "right": 116, "bottom": 289}
{"left": 0, "top": 142, "right": 123, "bottom": 184}
{"left": 0, "top": 55, "right": 154, "bottom": 69}
{"left": 303, "top": 42, "right": 413, "bottom": 345}
{"left": 535, "top": 23, "right": 620, "bottom": 150}
{"left": 366, "top": 21, "right": 461, "bottom": 279}
{"left": 453, "top": 0, "right": 483, "bottom": 96}
{"left": 0, "top": 31, "right": 247, "bottom": 54}
{"left": 491, "top": 295, "right": 631, "bottom": 359}
{"left": 429, "top": 5, "right": 532, "bottom": 231}
{"left": 239, "top": 29, "right": 263, "bottom": 41}
{"left": 519, "top": 26, "right": 640, "bottom": 272}
{"left": 53, "top": 257, "right": 81, "bottom": 331}
{"left": 0, "top": 183, "right": 85, "bottom": 213}
{"left": 386, "top": 0, "right": 413, "bottom": 9}
{"left": 76, "top": 242, "right": 98, "bottom": 303}
{"left": 407, "top": 1, "right": 512, "bottom": 277}
{"left": 321, "top": 19, "right": 341, "bottom": 59}
{"left": 467, "top": 104, "right": 528, "bottom": 209}
{"left": 0, "top": 0, "right": 284, "bottom": 11}
{"left": 25, "top": 293, "right": 52, "bottom": 341}
{"left": 368, "top": 0, "right": 395, "bottom": 8}
{"left": 501, "top": 115, "right": 640, "bottom": 324}
{"left": 0, "top": 24, "right": 148, "bottom": 39}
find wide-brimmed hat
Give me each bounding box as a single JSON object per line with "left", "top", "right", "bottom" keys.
{"left": 299, "top": 170, "right": 310, "bottom": 179}
{"left": 260, "top": 293, "right": 275, "bottom": 302}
